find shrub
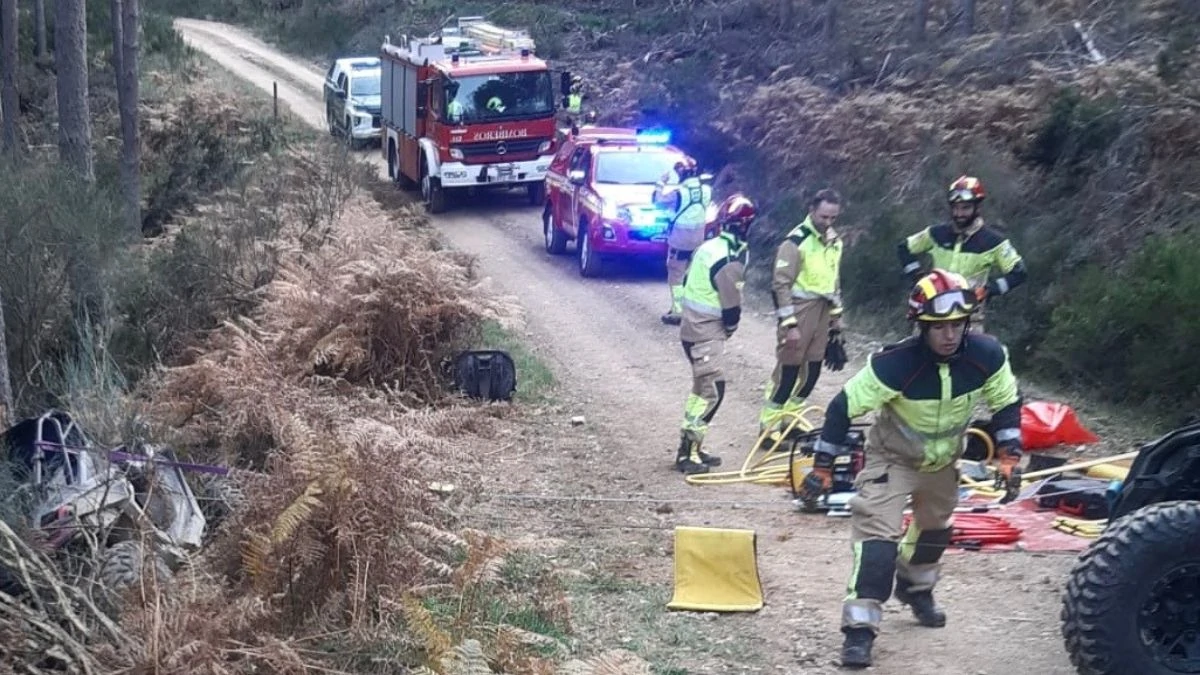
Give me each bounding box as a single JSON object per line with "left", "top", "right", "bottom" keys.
{"left": 1040, "top": 229, "right": 1200, "bottom": 409}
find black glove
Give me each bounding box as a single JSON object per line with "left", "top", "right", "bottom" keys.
{"left": 824, "top": 329, "right": 847, "bottom": 371}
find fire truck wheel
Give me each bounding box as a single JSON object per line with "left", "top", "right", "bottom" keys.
{"left": 527, "top": 181, "right": 546, "bottom": 206}
{"left": 422, "top": 174, "right": 446, "bottom": 214}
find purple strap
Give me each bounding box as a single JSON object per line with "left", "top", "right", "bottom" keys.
{"left": 33, "top": 441, "right": 230, "bottom": 476}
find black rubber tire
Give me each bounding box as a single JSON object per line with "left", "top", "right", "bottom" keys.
{"left": 577, "top": 223, "right": 602, "bottom": 278}
{"left": 527, "top": 181, "right": 546, "bottom": 206}
{"left": 1061, "top": 500, "right": 1200, "bottom": 675}
{"left": 99, "top": 540, "right": 172, "bottom": 590}
{"left": 543, "top": 204, "right": 567, "bottom": 254}
{"left": 198, "top": 473, "right": 246, "bottom": 532}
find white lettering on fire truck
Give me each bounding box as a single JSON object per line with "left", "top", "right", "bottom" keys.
{"left": 472, "top": 129, "right": 530, "bottom": 141}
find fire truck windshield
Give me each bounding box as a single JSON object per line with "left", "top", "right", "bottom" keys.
{"left": 594, "top": 151, "right": 680, "bottom": 185}
{"left": 443, "top": 71, "right": 554, "bottom": 122}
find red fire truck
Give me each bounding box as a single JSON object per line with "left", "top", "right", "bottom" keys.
{"left": 379, "top": 17, "right": 568, "bottom": 213}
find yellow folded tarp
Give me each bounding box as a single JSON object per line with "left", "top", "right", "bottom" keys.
{"left": 666, "top": 526, "right": 764, "bottom": 612}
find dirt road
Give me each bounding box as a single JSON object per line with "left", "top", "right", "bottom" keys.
{"left": 175, "top": 19, "right": 1081, "bottom": 674}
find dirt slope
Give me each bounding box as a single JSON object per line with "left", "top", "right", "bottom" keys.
{"left": 174, "top": 19, "right": 1081, "bottom": 674}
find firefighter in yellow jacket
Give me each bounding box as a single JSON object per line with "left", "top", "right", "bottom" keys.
{"left": 655, "top": 157, "right": 713, "bottom": 326}
{"left": 759, "top": 188, "right": 845, "bottom": 437}
{"left": 898, "top": 176, "right": 1027, "bottom": 333}
{"left": 674, "top": 193, "right": 756, "bottom": 475}
{"left": 801, "top": 269, "right": 1024, "bottom": 668}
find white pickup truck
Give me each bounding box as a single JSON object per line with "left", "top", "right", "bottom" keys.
{"left": 323, "top": 56, "right": 382, "bottom": 148}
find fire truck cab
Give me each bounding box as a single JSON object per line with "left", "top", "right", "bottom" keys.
{"left": 380, "top": 17, "right": 566, "bottom": 214}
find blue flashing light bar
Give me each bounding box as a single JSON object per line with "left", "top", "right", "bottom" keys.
{"left": 635, "top": 128, "right": 671, "bottom": 145}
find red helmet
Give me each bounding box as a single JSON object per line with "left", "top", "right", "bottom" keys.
{"left": 947, "top": 175, "right": 985, "bottom": 204}
{"left": 907, "top": 269, "right": 979, "bottom": 322}
{"left": 717, "top": 193, "right": 756, "bottom": 238}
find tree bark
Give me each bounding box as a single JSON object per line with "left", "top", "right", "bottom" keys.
{"left": 35, "top": 0, "right": 48, "bottom": 62}
{"left": 779, "top": 0, "right": 794, "bottom": 29}
{"left": 1002, "top": 0, "right": 1017, "bottom": 35}
{"left": 914, "top": 0, "right": 929, "bottom": 42}
{"left": 961, "top": 0, "right": 976, "bottom": 37}
{"left": 824, "top": 0, "right": 837, "bottom": 40}
{"left": 1, "top": 0, "right": 17, "bottom": 153}
{"left": 110, "top": 0, "right": 123, "bottom": 77}
{"left": 0, "top": 286, "right": 12, "bottom": 427}
{"left": 55, "top": 0, "right": 94, "bottom": 182}
{"left": 117, "top": 0, "right": 141, "bottom": 236}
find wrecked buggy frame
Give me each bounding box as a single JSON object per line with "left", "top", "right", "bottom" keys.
{"left": 1, "top": 410, "right": 208, "bottom": 594}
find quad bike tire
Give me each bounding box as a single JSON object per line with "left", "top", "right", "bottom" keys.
{"left": 197, "top": 472, "right": 246, "bottom": 532}
{"left": 99, "top": 540, "right": 172, "bottom": 591}
{"left": 1061, "top": 500, "right": 1200, "bottom": 675}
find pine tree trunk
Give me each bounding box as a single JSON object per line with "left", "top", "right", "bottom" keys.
{"left": 1, "top": 0, "right": 18, "bottom": 152}
{"left": 914, "top": 0, "right": 929, "bottom": 42}
{"left": 0, "top": 286, "right": 13, "bottom": 427}
{"left": 55, "top": 0, "right": 94, "bottom": 182}
{"left": 111, "top": 0, "right": 123, "bottom": 77}
{"left": 35, "top": 0, "right": 48, "bottom": 62}
{"left": 117, "top": 0, "right": 141, "bottom": 236}
{"left": 961, "top": 0, "right": 976, "bottom": 37}
{"left": 779, "top": 0, "right": 794, "bottom": 29}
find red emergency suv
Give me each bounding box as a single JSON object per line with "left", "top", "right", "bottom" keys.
{"left": 541, "top": 127, "right": 718, "bottom": 277}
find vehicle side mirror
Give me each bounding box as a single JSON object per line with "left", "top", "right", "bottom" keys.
{"left": 568, "top": 169, "right": 586, "bottom": 185}
{"left": 560, "top": 71, "right": 572, "bottom": 97}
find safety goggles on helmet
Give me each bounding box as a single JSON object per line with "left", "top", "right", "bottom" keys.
{"left": 948, "top": 189, "right": 983, "bottom": 205}
{"left": 918, "top": 289, "right": 978, "bottom": 319}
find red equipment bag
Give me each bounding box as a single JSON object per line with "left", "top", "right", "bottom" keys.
{"left": 1021, "top": 401, "right": 1100, "bottom": 450}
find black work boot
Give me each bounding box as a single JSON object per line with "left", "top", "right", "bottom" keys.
{"left": 660, "top": 312, "right": 682, "bottom": 326}
{"left": 840, "top": 627, "right": 875, "bottom": 668}
{"left": 894, "top": 580, "right": 947, "bottom": 628}
{"left": 674, "top": 436, "right": 715, "bottom": 474}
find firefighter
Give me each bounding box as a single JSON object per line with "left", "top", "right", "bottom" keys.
{"left": 655, "top": 158, "right": 713, "bottom": 326}
{"left": 566, "top": 75, "right": 584, "bottom": 115}
{"left": 674, "top": 193, "right": 756, "bottom": 474}
{"left": 800, "top": 269, "right": 1023, "bottom": 668}
{"left": 898, "top": 176, "right": 1027, "bottom": 333}
{"left": 758, "top": 188, "right": 844, "bottom": 437}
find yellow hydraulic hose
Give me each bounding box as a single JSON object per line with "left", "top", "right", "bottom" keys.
{"left": 684, "top": 406, "right": 824, "bottom": 486}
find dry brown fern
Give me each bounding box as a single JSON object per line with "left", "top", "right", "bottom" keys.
{"left": 558, "top": 650, "right": 654, "bottom": 675}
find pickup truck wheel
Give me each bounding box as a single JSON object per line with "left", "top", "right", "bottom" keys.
{"left": 422, "top": 164, "right": 447, "bottom": 214}
{"left": 327, "top": 110, "right": 337, "bottom": 137}
{"left": 527, "top": 181, "right": 546, "bottom": 206}
{"left": 1061, "top": 500, "right": 1200, "bottom": 675}
{"left": 543, "top": 206, "right": 567, "bottom": 254}
{"left": 577, "top": 224, "right": 603, "bottom": 277}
